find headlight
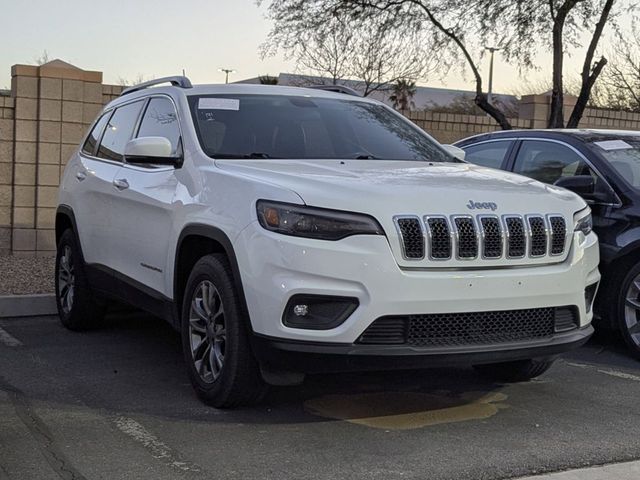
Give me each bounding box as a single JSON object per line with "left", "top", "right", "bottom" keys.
{"left": 256, "top": 200, "right": 384, "bottom": 240}
{"left": 574, "top": 209, "right": 593, "bottom": 236}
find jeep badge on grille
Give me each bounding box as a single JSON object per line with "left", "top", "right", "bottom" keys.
{"left": 467, "top": 200, "right": 498, "bottom": 211}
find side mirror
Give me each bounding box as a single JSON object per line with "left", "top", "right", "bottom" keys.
{"left": 554, "top": 176, "right": 595, "bottom": 196}
{"left": 442, "top": 144, "right": 466, "bottom": 161}
{"left": 124, "top": 137, "right": 182, "bottom": 167}
{"left": 554, "top": 175, "right": 596, "bottom": 197}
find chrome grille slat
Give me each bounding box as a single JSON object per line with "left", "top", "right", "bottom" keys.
{"left": 549, "top": 215, "right": 567, "bottom": 256}
{"left": 527, "top": 216, "right": 548, "bottom": 257}
{"left": 504, "top": 216, "right": 526, "bottom": 258}
{"left": 395, "top": 216, "right": 424, "bottom": 260}
{"left": 425, "top": 216, "right": 452, "bottom": 260}
{"left": 479, "top": 216, "right": 502, "bottom": 259}
{"left": 453, "top": 216, "right": 478, "bottom": 259}
{"left": 395, "top": 213, "right": 567, "bottom": 262}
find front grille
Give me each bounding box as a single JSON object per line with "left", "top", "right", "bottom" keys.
{"left": 481, "top": 216, "right": 502, "bottom": 258}
{"left": 549, "top": 216, "right": 567, "bottom": 255}
{"left": 454, "top": 217, "right": 478, "bottom": 259}
{"left": 396, "top": 217, "right": 424, "bottom": 259}
{"left": 528, "top": 216, "right": 547, "bottom": 257}
{"left": 426, "top": 217, "right": 451, "bottom": 259}
{"left": 357, "top": 307, "right": 578, "bottom": 347}
{"left": 395, "top": 214, "right": 567, "bottom": 262}
{"left": 505, "top": 217, "right": 526, "bottom": 258}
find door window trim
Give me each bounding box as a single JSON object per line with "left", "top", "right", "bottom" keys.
{"left": 78, "top": 94, "right": 183, "bottom": 173}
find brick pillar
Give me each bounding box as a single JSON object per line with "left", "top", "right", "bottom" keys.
{"left": 519, "top": 93, "right": 579, "bottom": 129}
{"left": 9, "top": 60, "right": 103, "bottom": 255}
{"left": 0, "top": 93, "right": 15, "bottom": 254}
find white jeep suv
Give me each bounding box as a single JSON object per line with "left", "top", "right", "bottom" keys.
{"left": 55, "top": 77, "right": 600, "bottom": 407}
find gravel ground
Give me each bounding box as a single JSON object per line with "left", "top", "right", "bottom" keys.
{"left": 0, "top": 254, "right": 55, "bottom": 295}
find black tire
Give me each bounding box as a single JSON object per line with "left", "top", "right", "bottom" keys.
{"left": 181, "top": 254, "right": 266, "bottom": 408}
{"left": 473, "top": 359, "right": 555, "bottom": 382}
{"left": 613, "top": 260, "right": 640, "bottom": 360}
{"left": 55, "top": 229, "right": 105, "bottom": 330}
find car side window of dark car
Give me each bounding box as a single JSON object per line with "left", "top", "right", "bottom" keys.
{"left": 96, "top": 100, "right": 145, "bottom": 162}
{"left": 463, "top": 140, "right": 513, "bottom": 170}
{"left": 513, "top": 140, "right": 595, "bottom": 185}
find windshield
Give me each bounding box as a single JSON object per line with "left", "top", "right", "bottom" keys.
{"left": 188, "top": 94, "right": 456, "bottom": 162}
{"left": 588, "top": 136, "right": 640, "bottom": 189}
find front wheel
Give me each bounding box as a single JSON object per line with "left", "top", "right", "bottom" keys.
{"left": 615, "top": 260, "right": 640, "bottom": 360}
{"left": 181, "top": 254, "right": 266, "bottom": 408}
{"left": 473, "top": 359, "right": 555, "bottom": 382}
{"left": 55, "top": 229, "right": 105, "bottom": 330}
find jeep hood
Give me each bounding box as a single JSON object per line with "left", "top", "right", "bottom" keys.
{"left": 215, "top": 159, "right": 585, "bottom": 216}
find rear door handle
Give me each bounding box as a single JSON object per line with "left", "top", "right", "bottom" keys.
{"left": 113, "top": 178, "right": 129, "bottom": 190}
{"left": 75, "top": 171, "right": 87, "bottom": 181}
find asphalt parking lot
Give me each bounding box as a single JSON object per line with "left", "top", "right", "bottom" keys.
{"left": 2, "top": 313, "right": 640, "bottom": 480}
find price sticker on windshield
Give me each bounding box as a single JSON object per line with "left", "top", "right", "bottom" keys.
{"left": 594, "top": 140, "right": 633, "bottom": 151}
{"left": 198, "top": 98, "right": 240, "bottom": 111}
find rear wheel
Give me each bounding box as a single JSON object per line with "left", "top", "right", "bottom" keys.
{"left": 181, "top": 254, "right": 266, "bottom": 408}
{"left": 55, "top": 229, "right": 105, "bottom": 330}
{"left": 473, "top": 359, "right": 555, "bottom": 382}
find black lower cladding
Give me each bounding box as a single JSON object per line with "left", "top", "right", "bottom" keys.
{"left": 357, "top": 307, "right": 579, "bottom": 347}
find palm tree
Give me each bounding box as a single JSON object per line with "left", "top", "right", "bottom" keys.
{"left": 389, "top": 79, "right": 417, "bottom": 111}
{"left": 259, "top": 75, "right": 279, "bottom": 85}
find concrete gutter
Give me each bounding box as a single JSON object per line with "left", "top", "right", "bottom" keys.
{"left": 513, "top": 460, "right": 640, "bottom": 479}
{"left": 0, "top": 294, "right": 56, "bottom": 318}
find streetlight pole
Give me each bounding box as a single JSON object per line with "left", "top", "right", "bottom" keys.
{"left": 218, "top": 68, "right": 235, "bottom": 84}
{"left": 484, "top": 46, "right": 500, "bottom": 105}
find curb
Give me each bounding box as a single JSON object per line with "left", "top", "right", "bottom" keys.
{"left": 0, "top": 294, "right": 57, "bottom": 318}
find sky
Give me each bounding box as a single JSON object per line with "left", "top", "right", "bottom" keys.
{"left": 0, "top": 0, "right": 618, "bottom": 95}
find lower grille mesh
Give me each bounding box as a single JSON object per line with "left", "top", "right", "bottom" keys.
{"left": 358, "top": 307, "right": 577, "bottom": 347}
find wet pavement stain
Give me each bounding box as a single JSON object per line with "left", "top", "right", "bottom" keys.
{"left": 304, "top": 390, "right": 508, "bottom": 430}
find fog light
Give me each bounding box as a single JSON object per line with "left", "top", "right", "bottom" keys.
{"left": 283, "top": 294, "right": 359, "bottom": 330}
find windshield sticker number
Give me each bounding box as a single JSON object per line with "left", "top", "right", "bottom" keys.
{"left": 198, "top": 98, "right": 240, "bottom": 111}
{"left": 594, "top": 140, "right": 633, "bottom": 151}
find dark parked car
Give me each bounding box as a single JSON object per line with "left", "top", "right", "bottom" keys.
{"left": 455, "top": 129, "right": 640, "bottom": 357}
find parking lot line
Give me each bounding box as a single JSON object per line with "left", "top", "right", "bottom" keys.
{"left": 0, "top": 327, "right": 22, "bottom": 347}
{"left": 113, "top": 416, "right": 202, "bottom": 473}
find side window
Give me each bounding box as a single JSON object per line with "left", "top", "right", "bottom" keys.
{"left": 137, "top": 97, "right": 181, "bottom": 155}
{"left": 513, "top": 140, "right": 594, "bottom": 185}
{"left": 97, "top": 101, "right": 145, "bottom": 161}
{"left": 81, "top": 112, "right": 111, "bottom": 156}
{"left": 463, "top": 141, "right": 513, "bottom": 170}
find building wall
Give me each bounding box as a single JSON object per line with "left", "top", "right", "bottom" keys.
{"left": 0, "top": 61, "right": 639, "bottom": 255}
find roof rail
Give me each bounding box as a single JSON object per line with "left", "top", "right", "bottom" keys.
{"left": 308, "top": 85, "right": 361, "bottom": 97}
{"left": 120, "top": 76, "right": 193, "bottom": 96}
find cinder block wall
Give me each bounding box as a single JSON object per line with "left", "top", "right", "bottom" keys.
{"left": 0, "top": 60, "right": 638, "bottom": 255}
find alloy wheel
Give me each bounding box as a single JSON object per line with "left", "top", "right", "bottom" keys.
{"left": 624, "top": 274, "right": 640, "bottom": 347}
{"left": 189, "top": 280, "right": 226, "bottom": 383}
{"left": 58, "top": 245, "right": 75, "bottom": 315}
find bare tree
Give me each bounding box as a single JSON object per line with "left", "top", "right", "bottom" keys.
{"left": 35, "top": 50, "right": 50, "bottom": 65}
{"left": 117, "top": 74, "right": 149, "bottom": 87}
{"left": 595, "top": 28, "right": 640, "bottom": 112}
{"left": 261, "top": 0, "right": 630, "bottom": 129}
{"left": 260, "top": 8, "right": 437, "bottom": 96}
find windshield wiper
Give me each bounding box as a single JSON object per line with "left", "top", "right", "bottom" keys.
{"left": 213, "top": 152, "right": 275, "bottom": 159}
{"left": 354, "top": 154, "right": 379, "bottom": 160}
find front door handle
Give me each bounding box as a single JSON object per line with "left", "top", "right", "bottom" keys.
{"left": 113, "top": 178, "right": 129, "bottom": 190}
{"left": 75, "top": 171, "right": 87, "bottom": 182}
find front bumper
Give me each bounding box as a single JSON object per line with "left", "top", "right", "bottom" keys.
{"left": 251, "top": 325, "right": 593, "bottom": 373}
